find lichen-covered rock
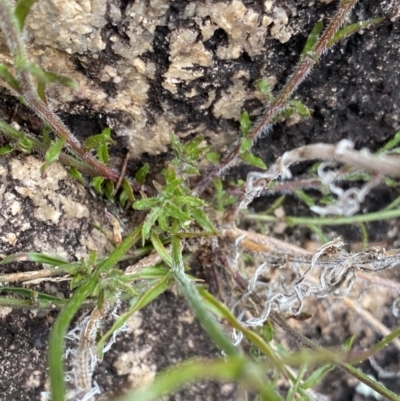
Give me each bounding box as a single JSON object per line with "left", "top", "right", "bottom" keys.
{"left": 0, "top": 154, "right": 112, "bottom": 261}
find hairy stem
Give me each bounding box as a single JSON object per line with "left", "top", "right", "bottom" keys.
{"left": 0, "top": 0, "right": 119, "bottom": 182}
{"left": 194, "top": 0, "right": 358, "bottom": 194}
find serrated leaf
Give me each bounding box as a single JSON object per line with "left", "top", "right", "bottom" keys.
{"left": 239, "top": 152, "right": 267, "bottom": 169}
{"left": 327, "top": 18, "right": 383, "bottom": 48}
{"left": 182, "top": 165, "right": 200, "bottom": 176}
{"left": 206, "top": 152, "right": 220, "bottom": 164}
{"left": 240, "top": 111, "right": 251, "bottom": 134}
{"left": 163, "top": 166, "right": 177, "bottom": 183}
{"left": 104, "top": 180, "right": 115, "bottom": 202}
{"left": 92, "top": 176, "right": 104, "bottom": 193}
{"left": 301, "top": 21, "right": 323, "bottom": 57}
{"left": 174, "top": 196, "right": 204, "bottom": 208}
{"left": 191, "top": 207, "right": 216, "bottom": 232}
{"left": 141, "top": 208, "right": 162, "bottom": 244}
{"left": 67, "top": 166, "right": 85, "bottom": 185}
{"left": 14, "top": 0, "right": 39, "bottom": 31}
{"left": 133, "top": 197, "right": 159, "bottom": 210}
{"left": 164, "top": 202, "right": 191, "bottom": 224}
{"left": 0, "top": 64, "right": 20, "bottom": 91}
{"left": 41, "top": 124, "right": 52, "bottom": 145}
{"left": 0, "top": 145, "right": 13, "bottom": 155}
{"left": 300, "top": 364, "right": 334, "bottom": 390}
{"left": 164, "top": 178, "right": 184, "bottom": 194}
{"left": 288, "top": 100, "right": 312, "bottom": 117}
{"left": 158, "top": 213, "right": 172, "bottom": 232}
{"left": 84, "top": 127, "right": 115, "bottom": 150}
{"left": 183, "top": 135, "right": 204, "bottom": 154}
{"left": 135, "top": 163, "right": 149, "bottom": 184}
{"left": 169, "top": 133, "right": 183, "bottom": 156}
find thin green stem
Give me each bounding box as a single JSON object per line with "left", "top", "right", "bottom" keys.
{"left": 346, "top": 326, "right": 400, "bottom": 365}
{"left": 246, "top": 208, "right": 400, "bottom": 226}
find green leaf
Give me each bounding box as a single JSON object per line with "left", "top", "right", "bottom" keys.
{"left": 183, "top": 135, "right": 204, "bottom": 155}
{"left": 133, "top": 197, "right": 159, "bottom": 210}
{"left": 0, "top": 64, "right": 20, "bottom": 91}
{"left": 164, "top": 202, "right": 191, "bottom": 225}
{"left": 182, "top": 165, "right": 200, "bottom": 176}
{"left": 163, "top": 165, "right": 177, "bottom": 183}
{"left": 240, "top": 111, "right": 251, "bottom": 134}
{"left": 104, "top": 180, "right": 115, "bottom": 202}
{"left": 294, "top": 190, "right": 315, "bottom": 207}
{"left": 84, "top": 127, "right": 115, "bottom": 150}
{"left": 213, "top": 177, "right": 223, "bottom": 191}
{"left": 135, "top": 163, "right": 149, "bottom": 184}
{"left": 14, "top": 0, "right": 39, "bottom": 31}
{"left": 288, "top": 100, "right": 312, "bottom": 117}
{"left": 342, "top": 335, "right": 355, "bottom": 352}
{"left": 67, "top": 166, "right": 86, "bottom": 185}
{"left": 300, "top": 364, "right": 334, "bottom": 390}
{"left": 126, "top": 266, "right": 170, "bottom": 281}
{"left": 327, "top": 18, "right": 383, "bottom": 48}
{"left": 158, "top": 213, "right": 172, "bottom": 232}
{"left": 206, "top": 152, "right": 220, "bottom": 164}
{"left": 378, "top": 130, "right": 400, "bottom": 154}
{"left": 142, "top": 208, "right": 162, "bottom": 244}
{"left": 240, "top": 138, "right": 252, "bottom": 152}
{"left": 41, "top": 124, "right": 52, "bottom": 145}
{"left": 37, "top": 80, "right": 46, "bottom": 102}
{"left": 150, "top": 232, "right": 172, "bottom": 266}
{"left": 169, "top": 133, "right": 183, "bottom": 156}
{"left": 41, "top": 137, "right": 67, "bottom": 172}
{"left": 92, "top": 176, "right": 104, "bottom": 193}
{"left": 97, "top": 142, "right": 109, "bottom": 165}
{"left": 301, "top": 21, "right": 323, "bottom": 57}
{"left": 174, "top": 196, "right": 204, "bottom": 208}
{"left": 191, "top": 208, "right": 216, "bottom": 232}
{"left": 262, "top": 321, "right": 274, "bottom": 343}
{"left": 257, "top": 79, "right": 272, "bottom": 95}
{"left": 120, "top": 179, "right": 135, "bottom": 203}
{"left": 0, "top": 145, "right": 13, "bottom": 155}
{"left": 239, "top": 152, "right": 267, "bottom": 169}
{"left": 164, "top": 178, "right": 184, "bottom": 195}
{"left": 0, "top": 252, "right": 68, "bottom": 266}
